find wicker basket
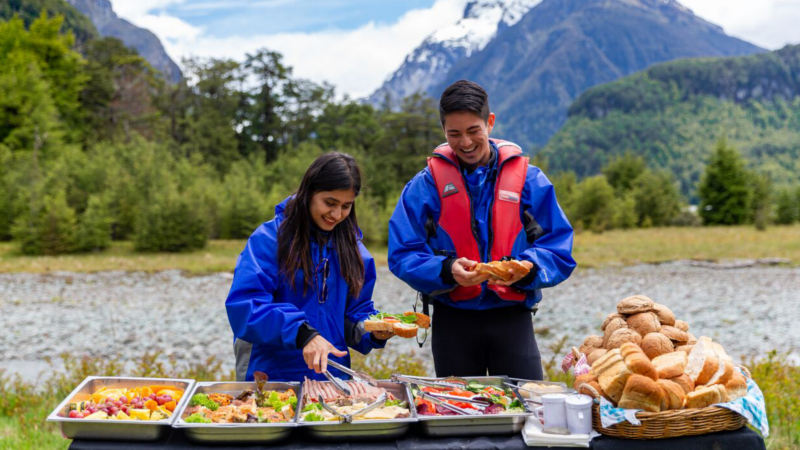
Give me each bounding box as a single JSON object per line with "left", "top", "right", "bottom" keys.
{"left": 591, "top": 403, "right": 746, "bottom": 439}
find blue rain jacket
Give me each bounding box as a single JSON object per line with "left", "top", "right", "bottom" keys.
{"left": 226, "top": 197, "right": 385, "bottom": 382}
{"left": 388, "top": 142, "right": 576, "bottom": 310}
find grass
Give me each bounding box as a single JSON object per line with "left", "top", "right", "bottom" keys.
{"left": 0, "top": 224, "right": 798, "bottom": 274}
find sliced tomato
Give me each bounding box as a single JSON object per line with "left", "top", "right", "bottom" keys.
{"left": 448, "top": 401, "right": 477, "bottom": 409}
{"left": 448, "top": 388, "right": 475, "bottom": 398}
{"left": 421, "top": 386, "right": 445, "bottom": 394}
{"left": 483, "top": 386, "right": 505, "bottom": 397}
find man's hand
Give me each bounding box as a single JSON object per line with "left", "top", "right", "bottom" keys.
{"left": 488, "top": 260, "right": 534, "bottom": 286}
{"left": 452, "top": 257, "right": 491, "bottom": 287}
{"left": 302, "top": 335, "right": 347, "bottom": 373}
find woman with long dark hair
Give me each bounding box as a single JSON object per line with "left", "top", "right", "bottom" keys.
{"left": 226, "top": 152, "right": 392, "bottom": 381}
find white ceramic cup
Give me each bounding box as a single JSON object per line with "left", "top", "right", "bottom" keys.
{"left": 540, "top": 393, "right": 568, "bottom": 430}
{"left": 565, "top": 394, "right": 593, "bottom": 435}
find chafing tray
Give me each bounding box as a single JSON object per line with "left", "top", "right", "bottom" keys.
{"left": 46, "top": 376, "right": 195, "bottom": 441}
{"left": 410, "top": 375, "right": 533, "bottom": 436}
{"left": 296, "top": 380, "right": 416, "bottom": 440}
{"left": 514, "top": 379, "right": 570, "bottom": 405}
{"left": 172, "top": 381, "right": 300, "bottom": 444}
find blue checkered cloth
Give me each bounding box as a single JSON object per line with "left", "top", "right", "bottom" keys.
{"left": 598, "top": 369, "right": 769, "bottom": 436}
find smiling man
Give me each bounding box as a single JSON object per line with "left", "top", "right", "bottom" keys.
{"left": 388, "top": 80, "right": 576, "bottom": 379}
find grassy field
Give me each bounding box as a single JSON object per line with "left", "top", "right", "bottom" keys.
{"left": 1, "top": 225, "right": 799, "bottom": 448}
{"left": 0, "top": 225, "right": 798, "bottom": 274}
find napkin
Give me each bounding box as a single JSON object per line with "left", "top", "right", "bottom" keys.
{"left": 522, "top": 416, "right": 599, "bottom": 448}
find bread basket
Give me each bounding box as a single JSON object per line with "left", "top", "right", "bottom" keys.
{"left": 580, "top": 382, "right": 747, "bottom": 439}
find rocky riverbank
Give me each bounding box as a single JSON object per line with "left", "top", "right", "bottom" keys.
{"left": 1, "top": 262, "right": 798, "bottom": 380}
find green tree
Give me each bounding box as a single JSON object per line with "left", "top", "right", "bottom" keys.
{"left": 773, "top": 188, "right": 797, "bottom": 224}
{"left": 632, "top": 170, "right": 683, "bottom": 226}
{"left": 751, "top": 172, "right": 772, "bottom": 230}
{"left": 75, "top": 193, "right": 112, "bottom": 251}
{"left": 242, "top": 49, "right": 292, "bottom": 161}
{"left": 81, "top": 37, "right": 164, "bottom": 143}
{"left": 603, "top": 152, "right": 646, "bottom": 195}
{"left": 12, "top": 188, "right": 77, "bottom": 255}
{"left": 698, "top": 138, "right": 752, "bottom": 225}
{"left": 572, "top": 175, "right": 617, "bottom": 232}
{"left": 134, "top": 185, "right": 208, "bottom": 252}
{"left": 219, "top": 158, "right": 269, "bottom": 238}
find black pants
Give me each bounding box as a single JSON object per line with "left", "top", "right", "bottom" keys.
{"left": 431, "top": 301, "right": 543, "bottom": 380}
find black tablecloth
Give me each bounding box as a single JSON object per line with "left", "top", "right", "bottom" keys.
{"left": 69, "top": 425, "right": 765, "bottom": 450}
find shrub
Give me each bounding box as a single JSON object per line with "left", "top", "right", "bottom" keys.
{"left": 698, "top": 138, "right": 753, "bottom": 225}
{"left": 571, "top": 175, "right": 616, "bottom": 232}
{"left": 12, "top": 190, "right": 77, "bottom": 255}
{"left": 133, "top": 186, "right": 208, "bottom": 252}
{"left": 75, "top": 194, "right": 112, "bottom": 251}
{"left": 774, "top": 188, "right": 798, "bottom": 224}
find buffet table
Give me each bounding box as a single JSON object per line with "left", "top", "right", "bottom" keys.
{"left": 69, "top": 425, "right": 765, "bottom": 450}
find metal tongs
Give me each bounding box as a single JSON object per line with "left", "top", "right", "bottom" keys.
{"left": 317, "top": 392, "right": 388, "bottom": 424}
{"left": 323, "top": 370, "right": 352, "bottom": 397}
{"left": 391, "top": 374, "right": 464, "bottom": 390}
{"left": 327, "top": 360, "right": 379, "bottom": 386}
{"left": 411, "top": 385, "right": 482, "bottom": 416}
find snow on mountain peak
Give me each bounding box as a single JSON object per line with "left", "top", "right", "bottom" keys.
{"left": 430, "top": 0, "right": 541, "bottom": 56}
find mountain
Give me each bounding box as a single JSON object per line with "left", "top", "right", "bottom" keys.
{"left": 65, "top": 0, "right": 182, "bottom": 83}
{"left": 371, "top": 0, "right": 763, "bottom": 148}
{"left": 367, "top": 0, "right": 541, "bottom": 108}
{"left": 1, "top": 0, "right": 98, "bottom": 44}
{"left": 541, "top": 44, "right": 800, "bottom": 199}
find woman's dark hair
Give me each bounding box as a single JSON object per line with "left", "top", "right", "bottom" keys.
{"left": 277, "top": 152, "right": 364, "bottom": 299}
{"left": 439, "top": 79, "right": 490, "bottom": 126}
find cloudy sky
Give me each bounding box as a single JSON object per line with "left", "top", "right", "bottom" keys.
{"left": 109, "top": 0, "right": 800, "bottom": 99}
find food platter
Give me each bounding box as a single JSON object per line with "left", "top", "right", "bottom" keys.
{"left": 407, "top": 375, "right": 533, "bottom": 437}
{"left": 172, "top": 381, "right": 300, "bottom": 443}
{"left": 46, "top": 376, "right": 194, "bottom": 441}
{"left": 295, "top": 380, "right": 416, "bottom": 440}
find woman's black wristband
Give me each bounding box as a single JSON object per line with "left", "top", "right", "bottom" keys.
{"left": 296, "top": 322, "right": 320, "bottom": 349}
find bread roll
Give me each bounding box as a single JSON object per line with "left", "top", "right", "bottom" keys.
{"left": 392, "top": 322, "right": 418, "bottom": 338}
{"left": 580, "top": 335, "right": 603, "bottom": 355}
{"left": 364, "top": 319, "right": 394, "bottom": 332}
{"left": 623, "top": 350, "right": 658, "bottom": 381}
{"left": 617, "top": 295, "right": 654, "bottom": 314}
{"left": 618, "top": 374, "right": 663, "bottom": 412}
{"left": 641, "top": 332, "right": 674, "bottom": 359}
{"left": 675, "top": 344, "right": 694, "bottom": 354}
{"left": 602, "top": 312, "right": 624, "bottom": 330}
{"left": 725, "top": 372, "right": 747, "bottom": 400}
{"left": 652, "top": 303, "right": 676, "bottom": 326}
{"left": 404, "top": 311, "right": 431, "bottom": 328}
{"left": 592, "top": 348, "right": 632, "bottom": 404}
{"left": 685, "top": 337, "right": 719, "bottom": 385}
{"left": 668, "top": 374, "right": 695, "bottom": 394}
{"left": 587, "top": 348, "right": 608, "bottom": 365}
{"left": 602, "top": 318, "right": 628, "bottom": 347}
{"left": 674, "top": 319, "right": 690, "bottom": 332}
{"left": 660, "top": 325, "right": 689, "bottom": 343}
{"left": 606, "top": 328, "right": 643, "bottom": 349}
{"left": 626, "top": 312, "right": 661, "bottom": 336}
{"left": 686, "top": 385, "right": 722, "bottom": 409}
{"left": 686, "top": 332, "right": 698, "bottom": 345}
{"left": 574, "top": 373, "right": 604, "bottom": 399}
{"left": 657, "top": 379, "right": 685, "bottom": 410}
{"left": 652, "top": 351, "right": 688, "bottom": 379}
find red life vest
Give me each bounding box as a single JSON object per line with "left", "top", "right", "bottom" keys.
{"left": 427, "top": 139, "right": 528, "bottom": 302}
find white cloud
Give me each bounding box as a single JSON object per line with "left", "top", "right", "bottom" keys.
{"left": 110, "top": 0, "right": 465, "bottom": 98}
{"left": 109, "top": 0, "right": 800, "bottom": 98}
{"left": 680, "top": 0, "right": 800, "bottom": 49}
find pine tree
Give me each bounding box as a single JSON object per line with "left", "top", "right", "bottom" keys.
{"left": 698, "top": 138, "right": 752, "bottom": 225}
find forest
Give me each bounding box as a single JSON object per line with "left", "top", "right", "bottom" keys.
{"left": 2, "top": 14, "right": 798, "bottom": 255}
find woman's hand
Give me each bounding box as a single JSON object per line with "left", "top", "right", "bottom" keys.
{"left": 452, "top": 257, "right": 491, "bottom": 286}
{"left": 303, "top": 335, "right": 347, "bottom": 373}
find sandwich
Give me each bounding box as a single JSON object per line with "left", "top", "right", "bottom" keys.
{"left": 363, "top": 311, "right": 431, "bottom": 338}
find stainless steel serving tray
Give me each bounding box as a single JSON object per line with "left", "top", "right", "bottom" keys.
{"left": 172, "top": 381, "right": 300, "bottom": 444}
{"left": 296, "top": 380, "right": 416, "bottom": 441}
{"left": 46, "top": 376, "right": 195, "bottom": 441}
{"left": 410, "top": 375, "right": 533, "bottom": 437}
{"left": 515, "top": 379, "right": 570, "bottom": 405}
